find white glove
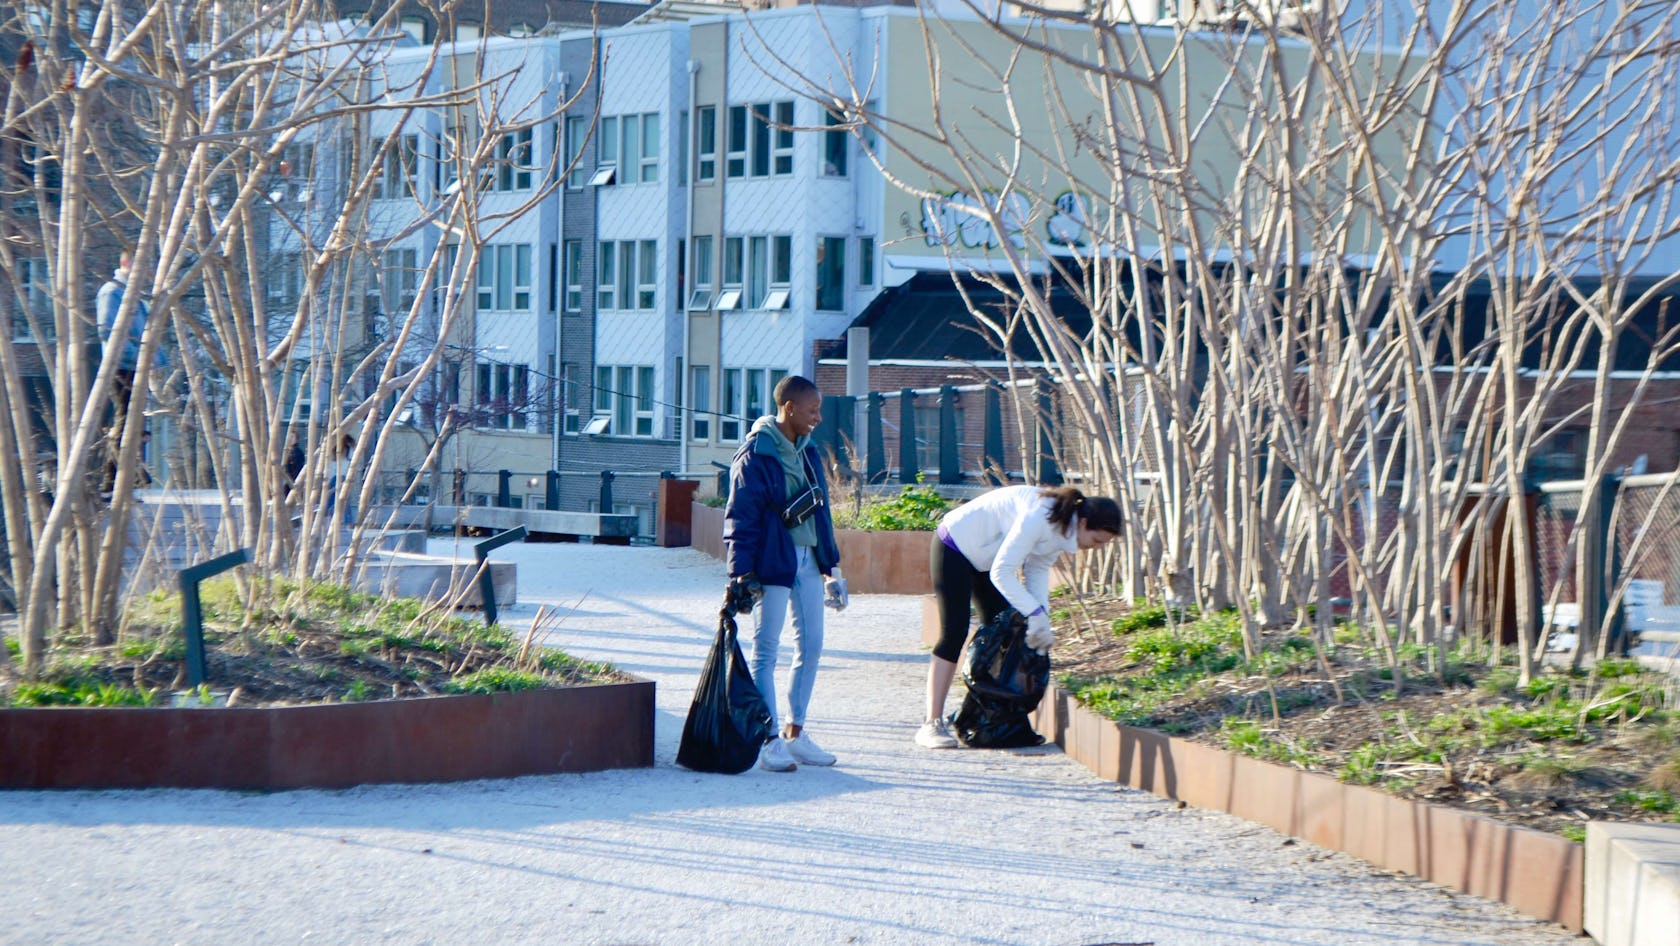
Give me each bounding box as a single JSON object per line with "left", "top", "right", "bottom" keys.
{"left": 824, "top": 575, "right": 849, "bottom": 611}
{"left": 1025, "top": 610, "right": 1054, "bottom": 653}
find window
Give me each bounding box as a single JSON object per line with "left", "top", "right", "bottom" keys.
{"left": 277, "top": 142, "right": 314, "bottom": 202}
{"left": 563, "top": 240, "right": 583, "bottom": 312}
{"left": 476, "top": 244, "right": 532, "bottom": 311}
{"left": 382, "top": 247, "right": 419, "bottom": 316}
{"left": 599, "top": 116, "right": 618, "bottom": 171}
{"left": 720, "top": 368, "right": 741, "bottom": 441}
{"left": 690, "top": 365, "right": 711, "bottom": 440}
{"left": 476, "top": 361, "right": 529, "bottom": 430}
{"left": 496, "top": 128, "right": 533, "bottom": 191}
{"left": 455, "top": 22, "right": 480, "bottom": 42}
{"left": 696, "top": 105, "right": 717, "bottom": 182}
{"left": 562, "top": 362, "right": 580, "bottom": 433}
{"left": 594, "top": 365, "right": 612, "bottom": 416}
{"left": 750, "top": 103, "right": 771, "bottom": 177}
{"left": 772, "top": 101, "right": 794, "bottom": 176}
{"left": 678, "top": 110, "right": 688, "bottom": 187}
{"left": 726, "top": 105, "right": 747, "bottom": 178}
{"left": 267, "top": 251, "right": 303, "bottom": 307}
{"left": 746, "top": 234, "right": 791, "bottom": 309}
{"left": 596, "top": 242, "right": 616, "bottom": 310}
{"left": 436, "top": 121, "right": 459, "bottom": 193}
{"left": 638, "top": 113, "right": 659, "bottom": 183}
{"left": 689, "top": 236, "right": 713, "bottom": 309}
{"left": 1533, "top": 428, "right": 1587, "bottom": 479}
{"left": 12, "top": 257, "right": 49, "bottom": 340}
{"left": 620, "top": 116, "right": 639, "bottom": 185}
{"left": 594, "top": 364, "right": 656, "bottom": 437}
{"left": 816, "top": 236, "right": 845, "bottom": 311}
{"left": 617, "top": 240, "right": 635, "bottom": 311}
{"left": 858, "top": 236, "right": 875, "bottom": 287}
{"left": 399, "top": 15, "right": 426, "bottom": 42}
{"left": 563, "top": 115, "right": 587, "bottom": 189}
{"left": 636, "top": 366, "right": 654, "bottom": 436}
{"left": 374, "top": 134, "right": 417, "bottom": 199}
{"left": 637, "top": 239, "right": 657, "bottom": 310}
{"left": 719, "top": 367, "right": 787, "bottom": 441}
{"left": 822, "top": 110, "right": 848, "bottom": 177}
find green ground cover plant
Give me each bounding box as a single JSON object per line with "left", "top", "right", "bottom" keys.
{"left": 1057, "top": 595, "right": 1680, "bottom": 838}
{"left": 1, "top": 577, "right": 621, "bottom": 708}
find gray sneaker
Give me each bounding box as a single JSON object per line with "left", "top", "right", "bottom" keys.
{"left": 785, "top": 732, "right": 837, "bottom": 766}
{"left": 758, "top": 737, "right": 797, "bottom": 772}
{"left": 915, "top": 719, "right": 960, "bottom": 749}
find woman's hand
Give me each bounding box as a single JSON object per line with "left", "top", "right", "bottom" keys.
{"left": 1025, "top": 610, "right": 1054, "bottom": 653}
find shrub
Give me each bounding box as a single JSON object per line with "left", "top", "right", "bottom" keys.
{"left": 840, "top": 483, "right": 952, "bottom": 532}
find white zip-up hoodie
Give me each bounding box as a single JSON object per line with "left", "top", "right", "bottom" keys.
{"left": 939, "top": 485, "right": 1077, "bottom": 617}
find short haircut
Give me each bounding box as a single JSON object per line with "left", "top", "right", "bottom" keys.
{"left": 774, "top": 374, "right": 819, "bottom": 406}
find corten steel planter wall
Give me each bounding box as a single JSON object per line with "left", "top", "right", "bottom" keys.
{"left": 690, "top": 501, "right": 936, "bottom": 595}
{"left": 691, "top": 501, "right": 726, "bottom": 561}
{"left": 0, "top": 679, "right": 654, "bottom": 791}
{"left": 1030, "top": 684, "right": 1584, "bottom": 932}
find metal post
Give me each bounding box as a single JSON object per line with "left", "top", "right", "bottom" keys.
{"left": 898, "top": 388, "right": 919, "bottom": 484}
{"left": 938, "top": 385, "right": 959, "bottom": 485}
{"left": 474, "top": 526, "right": 527, "bottom": 628}
{"left": 546, "top": 470, "right": 561, "bottom": 511}
{"left": 497, "top": 469, "right": 512, "bottom": 508}
{"left": 178, "top": 548, "right": 251, "bottom": 687}
{"left": 983, "top": 383, "right": 1005, "bottom": 484}
{"left": 599, "top": 469, "right": 615, "bottom": 513}
{"left": 1036, "top": 379, "right": 1061, "bottom": 485}
{"left": 452, "top": 468, "right": 465, "bottom": 505}
{"left": 829, "top": 394, "right": 856, "bottom": 474}
{"left": 866, "top": 392, "right": 886, "bottom": 483}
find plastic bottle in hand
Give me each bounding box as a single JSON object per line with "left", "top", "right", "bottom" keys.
{"left": 824, "top": 568, "right": 849, "bottom": 611}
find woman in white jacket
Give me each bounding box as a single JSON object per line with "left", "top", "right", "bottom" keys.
{"left": 917, "top": 485, "right": 1121, "bottom": 749}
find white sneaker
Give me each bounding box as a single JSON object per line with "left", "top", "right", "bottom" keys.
{"left": 758, "top": 737, "right": 797, "bottom": 772}
{"left": 915, "top": 719, "right": 960, "bottom": 749}
{"left": 784, "top": 732, "right": 837, "bottom": 766}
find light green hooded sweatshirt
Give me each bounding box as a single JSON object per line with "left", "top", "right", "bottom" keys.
{"left": 751, "top": 415, "right": 817, "bottom": 548}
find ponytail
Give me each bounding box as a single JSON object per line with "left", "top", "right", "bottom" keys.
{"left": 1040, "top": 485, "right": 1122, "bottom": 537}
{"left": 1039, "top": 486, "right": 1085, "bottom": 533}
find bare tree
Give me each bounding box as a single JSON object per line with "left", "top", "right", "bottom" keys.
{"left": 775, "top": 0, "right": 1680, "bottom": 683}
{"left": 0, "top": 0, "right": 591, "bottom": 676}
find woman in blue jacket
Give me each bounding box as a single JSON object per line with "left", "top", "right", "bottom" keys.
{"left": 724, "top": 375, "right": 845, "bottom": 772}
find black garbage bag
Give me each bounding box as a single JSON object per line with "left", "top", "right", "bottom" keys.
{"left": 677, "top": 578, "right": 775, "bottom": 773}
{"left": 948, "top": 607, "right": 1050, "bottom": 749}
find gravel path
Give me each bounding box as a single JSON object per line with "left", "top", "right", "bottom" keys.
{"left": 0, "top": 542, "right": 1582, "bottom": 946}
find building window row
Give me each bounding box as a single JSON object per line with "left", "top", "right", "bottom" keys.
{"left": 596, "top": 239, "right": 658, "bottom": 311}
{"left": 477, "top": 243, "right": 532, "bottom": 312}
{"left": 476, "top": 361, "right": 530, "bottom": 430}
{"left": 592, "top": 364, "right": 656, "bottom": 437}
{"left": 593, "top": 113, "right": 660, "bottom": 187}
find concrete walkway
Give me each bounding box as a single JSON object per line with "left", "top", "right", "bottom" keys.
{"left": 0, "top": 542, "right": 1580, "bottom": 945}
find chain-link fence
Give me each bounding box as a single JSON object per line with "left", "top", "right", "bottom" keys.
{"left": 1531, "top": 472, "right": 1680, "bottom": 656}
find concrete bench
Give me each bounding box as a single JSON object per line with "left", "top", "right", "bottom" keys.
{"left": 1586, "top": 822, "right": 1680, "bottom": 946}
{"left": 374, "top": 504, "right": 639, "bottom": 543}
{"left": 351, "top": 550, "right": 516, "bottom": 609}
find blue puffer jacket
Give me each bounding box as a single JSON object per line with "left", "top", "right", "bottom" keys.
{"left": 723, "top": 427, "right": 840, "bottom": 586}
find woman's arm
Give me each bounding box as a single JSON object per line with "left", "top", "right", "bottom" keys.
{"left": 989, "top": 507, "right": 1053, "bottom": 617}
{"left": 722, "top": 454, "right": 764, "bottom": 578}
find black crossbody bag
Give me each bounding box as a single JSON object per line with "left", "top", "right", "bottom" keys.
{"left": 780, "top": 451, "right": 825, "bottom": 529}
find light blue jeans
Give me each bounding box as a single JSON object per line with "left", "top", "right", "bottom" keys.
{"left": 751, "top": 546, "right": 825, "bottom": 732}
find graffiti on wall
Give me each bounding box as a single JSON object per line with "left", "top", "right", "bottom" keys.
{"left": 903, "top": 189, "right": 1091, "bottom": 252}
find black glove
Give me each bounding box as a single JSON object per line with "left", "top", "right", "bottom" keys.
{"left": 724, "top": 574, "right": 763, "bottom": 616}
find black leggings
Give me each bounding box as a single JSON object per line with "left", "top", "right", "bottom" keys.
{"left": 929, "top": 534, "right": 1010, "bottom": 663}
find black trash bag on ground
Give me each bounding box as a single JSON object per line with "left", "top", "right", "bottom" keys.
{"left": 677, "top": 578, "right": 775, "bottom": 774}
{"left": 948, "top": 607, "right": 1050, "bottom": 749}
